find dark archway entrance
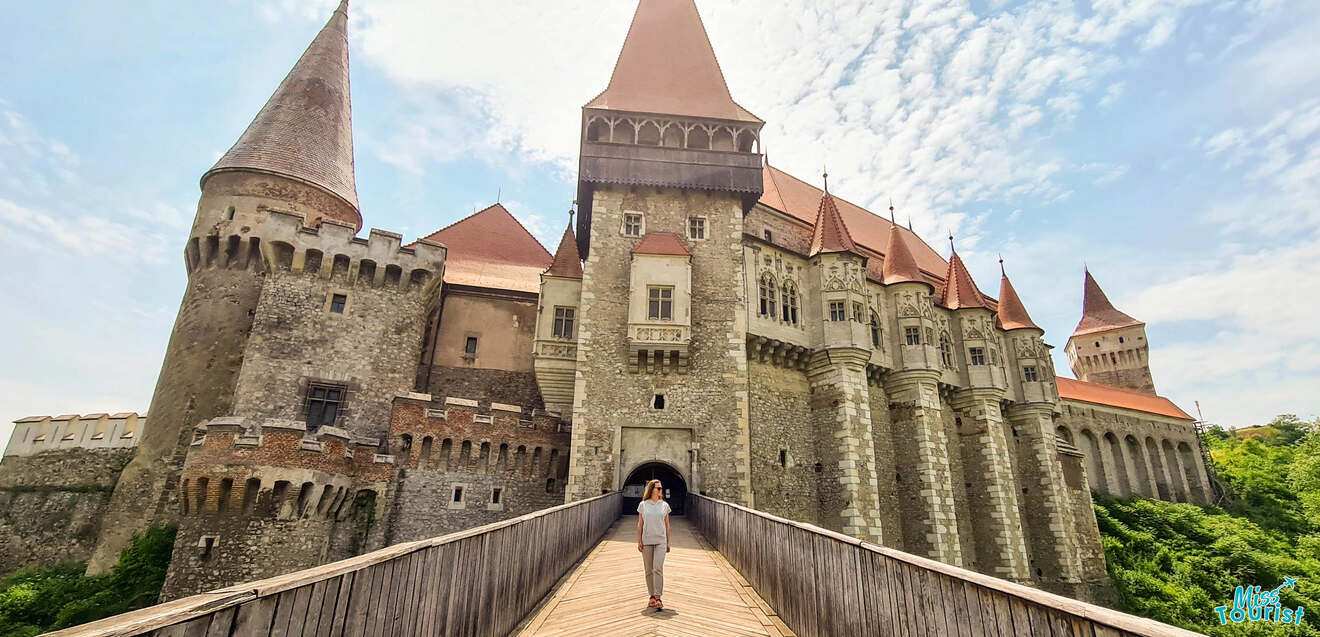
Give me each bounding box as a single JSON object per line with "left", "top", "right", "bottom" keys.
{"left": 622, "top": 462, "right": 686, "bottom": 515}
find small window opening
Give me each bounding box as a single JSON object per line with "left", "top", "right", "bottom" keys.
{"left": 305, "top": 383, "right": 346, "bottom": 429}
{"left": 763, "top": 229, "right": 773, "bottom": 242}
{"left": 647, "top": 287, "right": 673, "bottom": 320}
{"left": 688, "top": 217, "right": 706, "bottom": 240}
{"left": 1118, "top": 336, "right": 1125, "bottom": 343}
{"left": 623, "top": 213, "right": 642, "bottom": 236}
{"left": 453, "top": 486, "right": 464, "bottom": 503}
{"left": 969, "top": 347, "right": 986, "bottom": 366}
{"left": 829, "top": 301, "right": 846, "bottom": 321}
{"left": 652, "top": 394, "right": 665, "bottom": 409}
{"left": 330, "top": 293, "right": 347, "bottom": 314}
{"left": 905, "top": 326, "right": 921, "bottom": 345}
{"left": 546, "top": 478, "right": 556, "bottom": 493}
{"left": 778, "top": 449, "right": 787, "bottom": 468}
{"left": 200, "top": 536, "right": 216, "bottom": 560}
{"left": 491, "top": 487, "right": 502, "bottom": 505}
{"left": 1023, "top": 366, "right": 1039, "bottom": 382}
{"left": 813, "top": 462, "right": 823, "bottom": 473}
{"left": 465, "top": 337, "right": 478, "bottom": 355}
{"left": 226, "top": 206, "right": 235, "bottom": 220}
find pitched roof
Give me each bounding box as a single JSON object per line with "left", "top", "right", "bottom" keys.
{"left": 1072, "top": 269, "right": 1143, "bottom": 338}
{"left": 545, "top": 222, "right": 583, "bottom": 278}
{"left": 1056, "top": 377, "right": 1193, "bottom": 421}
{"left": 419, "top": 204, "right": 552, "bottom": 293}
{"left": 808, "top": 193, "right": 861, "bottom": 257}
{"left": 941, "top": 251, "right": 990, "bottom": 310}
{"left": 586, "top": 0, "right": 761, "bottom": 123}
{"left": 632, "top": 232, "right": 692, "bottom": 256}
{"left": 996, "top": 271, "right": 1040, "bottom": 331}
{"left": 204, "top": 1, "right": 359, "bottom": 226}
{"left": 759, "top": 164, "right": 948, "bottom": 278}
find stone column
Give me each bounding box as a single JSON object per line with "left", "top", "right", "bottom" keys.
{"left": 884, "top": 370, "right": 961, "bottom": 566}
{"left": 951, "top": 389, "right": 1030, "bottom": 582}
{"left": 807, "top": 349, "right": 885, "bottom": 543}
{"left": 1005, "top": 404, "right": 1083, "bottom": 590}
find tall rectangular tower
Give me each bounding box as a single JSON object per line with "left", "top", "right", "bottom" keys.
{"left": 566, "top": 0, "right": 764, "bottom": 505}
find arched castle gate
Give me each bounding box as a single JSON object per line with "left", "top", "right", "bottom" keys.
{"left": 615, "top": 426, "right": 693, "bottom": 515}
{"left": 622, "top": 462, "right": 688, "bottom": 515}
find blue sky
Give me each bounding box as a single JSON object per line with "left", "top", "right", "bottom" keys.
{"left": 2, "top": 0, "right": 1318, "bottom": 446}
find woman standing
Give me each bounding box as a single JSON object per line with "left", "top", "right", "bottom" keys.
{"left": 636, "top": 478, "right": 671, "bottom": 610}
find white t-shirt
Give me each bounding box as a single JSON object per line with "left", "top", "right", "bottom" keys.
{"left": 637, "top": 499, "right": 671, "bottom": 545}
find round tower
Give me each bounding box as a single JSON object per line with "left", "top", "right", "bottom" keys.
{"left": 88, "top": 0, "right": 360, "bottom": 573}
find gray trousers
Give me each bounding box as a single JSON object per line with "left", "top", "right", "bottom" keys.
{"left": 641, "top": 543, "right": 667, "bottom": 597}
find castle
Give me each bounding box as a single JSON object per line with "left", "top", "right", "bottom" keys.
{"left": 0, "top": 0, "right": 1212, "bottom": 606}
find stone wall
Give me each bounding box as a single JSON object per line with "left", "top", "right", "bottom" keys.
{"left": 1057, "top": 401, "right": 1209, "bottom": 504}
{"left": 423, "top": 366, "right": 544, "bottom": 411}
{"left": 747, "top": 360, "right": 819, "bottom": 525}
{"left": 0, "top": 448, "right": 130, "bottom": 575}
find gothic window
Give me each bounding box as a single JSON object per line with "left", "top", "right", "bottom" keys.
{"left": 869, "top": 311, "right": 881, "bottom": 348}
{"left": 329, "top": 293, "right": 347, "bottom": 314}
{"left": 852, "top": 302, "right": 865, "bottom": 322}
{"left": 904, "top": 326, "right": 921, "bottom": 345}
{"left": 939, "top": 332, "right": 954, "bottom": 368}
{"left": 305, "top": 383, "right": 345, "bottom": 429}
{"left": 969, "top": 347, "right": 987, "bottom": 366}
{"left": 552, "top": 307, "right": 576, "bottom": 339}
{"left": 781, "top": 281, "right": 799, "bottom": 325}
{"left": 759, "top": 275, "right": 777, "bottom": 318}
{"left": 1023, "top": 366, "right": 1039, "bottom": 382}
{"left": 688, "top": 216, "right": 706, "bottom": 240}
{"left": 623, "top": 213, "right": 643, "bottom": 237}
{"left": 829, "top": 301, "right": 847, "bottom": 321}
{"left": 648, "top": 286, "right": 673, "bottom": 320}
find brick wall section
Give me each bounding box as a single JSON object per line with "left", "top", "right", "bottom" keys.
{"left": 747, "top": 360, "right": 820, "bottom": 525}
{"left": 0, "top": 448, "right": 131, "bottom": 575}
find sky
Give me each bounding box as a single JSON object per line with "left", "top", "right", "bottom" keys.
{"left": 2, "top": 0, "right": 1317, "bottom": 447}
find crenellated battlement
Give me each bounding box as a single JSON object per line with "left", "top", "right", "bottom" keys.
{"left": 5, "top": 412, "right": 145, "bottom": 457}
{"left": 387, "top": 393, "right": 571, "bottom": 478}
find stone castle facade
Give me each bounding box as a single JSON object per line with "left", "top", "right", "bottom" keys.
{"left": 1, "top": 0, "right": 1212, "bottom": 605}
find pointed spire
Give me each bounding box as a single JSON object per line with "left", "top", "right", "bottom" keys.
{"left": 204, "top": 0, "right": 359, "bottom": 227}
{"left": 586, "top": 0, "right": 761, "bottom": 123}
{"left": 881, "top": 223, "right": 924, "bottom": 286}
{"left": 996, "top": 260, "right": 1040, "bottom": 331}
{"left": 1072, "top": 269, "right": 1142, "bottom": 337}
{"left": 808, "top": 190, "right": 860, "bottom": 257}
{"left": 941, "top": 248, "right": 990, "bottom": 310}
{"left": 545, "top": 206, "right": 583, "bottom": 279}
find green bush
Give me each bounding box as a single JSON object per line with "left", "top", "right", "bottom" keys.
{"left": 0, "top": 525, "right": 176, "bottom": 636}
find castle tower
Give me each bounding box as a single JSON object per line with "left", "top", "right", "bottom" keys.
{"left": 88, "top": 0, "right": 360, "bottom": 573}
{"left": 534, "top": 214, "right": 584, "bottom": 416}
{"left": 566, "top": 0, "right": 763, "bottom": 505}
{"left": 941, "top": 248, "right": 1030, "bottom": 582}
{"left": 1064, "top": 270, "right": 1155, "bottom": 394}
{"left": 804, "top": 188, "right": 886, "bottom": 542}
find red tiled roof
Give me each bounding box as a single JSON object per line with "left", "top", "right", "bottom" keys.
{"left": 808, "top": 193, "right": 861, "bottom": 257}
{"left": 204, "top": 0, "right": 360, "bottom": 228}
{"left": 586, "top": 0, "right": 761, "bottom": 123}
{"left": 546, "top": 222, "right": 583, "bottom": 278}
{"left": 759, "top": 164, "right": 948, "bottom": 280}
{"left": 941, "top": 251, "right": 990, "bottom": 310}
{"left": 1056, "top": 377, "right": 1193, "bottom": 420}
{"left": 996, "top": 272, "right": 1040, "bottom": 331}
{"left": 632, "top": 232, "right": 691, "bottom": 256}
{"left": 880, "top": 224, "right": 924, "bottom": 286}
{"left": 1072, "top": 269, "right": 1142, "bottom": 338}
{"left": 419, "top": 204, "right": 552, "bottom": 293}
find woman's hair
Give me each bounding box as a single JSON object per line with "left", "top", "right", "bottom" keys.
{"left": 643, "top": 479, "right": 662, "bottom": 501}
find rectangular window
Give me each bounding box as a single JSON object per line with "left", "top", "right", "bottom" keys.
{"left": 465, "top": 337, "right": 478, "bottom": 355}
{"left": 852, "top": 302, "right": 865, "bottom": 322}
{"left": 452, "top": 486, "right": 464, "bottom": 503}
{"left": 623, "top": 213, "right": 642, "bottom": 236}
{"left": 329, "top": 293, "right": 347, "bottom": 314}
{"left": 763, "top": 229, "right": 773, "bottom": 242}
{"left": 305, "top": 383, "right": 346, "bottom": 429}
{"left": 1023, "top": 366, "right": 1039, "bottom": 382}
{"left": 491, "top": 487, "right": 502, "bottom": 504}
{"left": 969, "top": 347, "right": 986, "bottom": 366}
{"left": 688, "top": 216, "right": 706, "bottom": 240}
{"left": 829, "top": 301, "right": 846, "bottom": 321}
{"left": 647, "top": 286, "right": 673, "bottom": 320}
{"left": 552, "top": 307, "right": 576, "bottom": 339}
{"left": 904, "top": 326, "right": 921, "bottom": 345}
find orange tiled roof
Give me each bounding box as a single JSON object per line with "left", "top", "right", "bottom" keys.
{"left": 632, "top": 232, "right": 691, "bottom": 256}
{"left": 545, "top": 222, "right": 583, "bottom": 278}
{"left": 586, "top": 0, "right": 761, "bottom": 123}
{"left": 996, "top": 272, "right": 1040, "bottom": 331}
{"left": 808, "top": 193, "right": 860, "bottom": 257}
{"left": 880, "top": 224, "right": 924, "bottom": 286}
{"left": 1056, "top": 377, "right": 1193, "bottom": 420}
{"left": 419, "top": 204, "right": 552, "bottom": 294}
{"left": 759, "top": 164, "right": 948, "bottom": 280}
{"left": 941, "top": 251, "right": 990, "bottom": 310}
{"left": 1072, "top": 269, "right": 1142, "bottom": 338}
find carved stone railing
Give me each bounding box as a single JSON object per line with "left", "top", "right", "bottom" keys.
{"left": 50, "top": 492, "right": 621, "bottom": 637}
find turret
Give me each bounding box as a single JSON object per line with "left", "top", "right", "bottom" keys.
{"left": 996, "top": 261, "right": 1053, "bottom": 403}
{"left": 942, "top": 245, "right": 1006, "bottom": 390}
{"left": 89, "top": 0, "right": 363, "bottom": 574}
{"left": 882, "top": 222, "right": 939, "bottom": 371}
{"left": 809, "top": 183, "right": 870, "bottom": 354}
{"left": 1064, "top": 269, "right": 1155, "bottom": 394}
{"left": 534, "top": 213, "right": 585, "bottom": 415}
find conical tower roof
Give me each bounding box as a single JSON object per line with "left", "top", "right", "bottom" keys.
{"left": 1072, "top": 269, "right": 1142, "bottom": 337}
{"left": 808, "top": 192, "right": 860, "bottom": 257}
{"left": 880, "top": 223, "right": 924, "bottom": 286}
{"left": 586, "top": 0, "right": 761, "bottom": 123}
{"left": 204, "top": 0, "right": 359, "bottom": 223}
{"left": 545, "top": 219, "right": 583, "bottom": 278}
{"left": 996, "top": 266, "right": 1040, "bottom": 331}
{"left": 941, "top": 250, "right": 990, "bottom": 310}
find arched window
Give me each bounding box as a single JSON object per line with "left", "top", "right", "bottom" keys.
{"left": 758, "top": 274, "right": 777, "bottom": 318}
{"left": 939, "top": 332, "right": 954, "bottom": 368}
{"left": 780, "top": 281, "right": 799, "bottom": 325}
{"left": 869, "top": 311, "right": 881, "bottom": 348}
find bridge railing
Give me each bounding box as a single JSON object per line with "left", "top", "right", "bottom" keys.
{"left": 688, "top": 494, "right": 1201, "bottom": 637}
{"left": 52, "top": 491, "right": 621, "bottom": 637}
